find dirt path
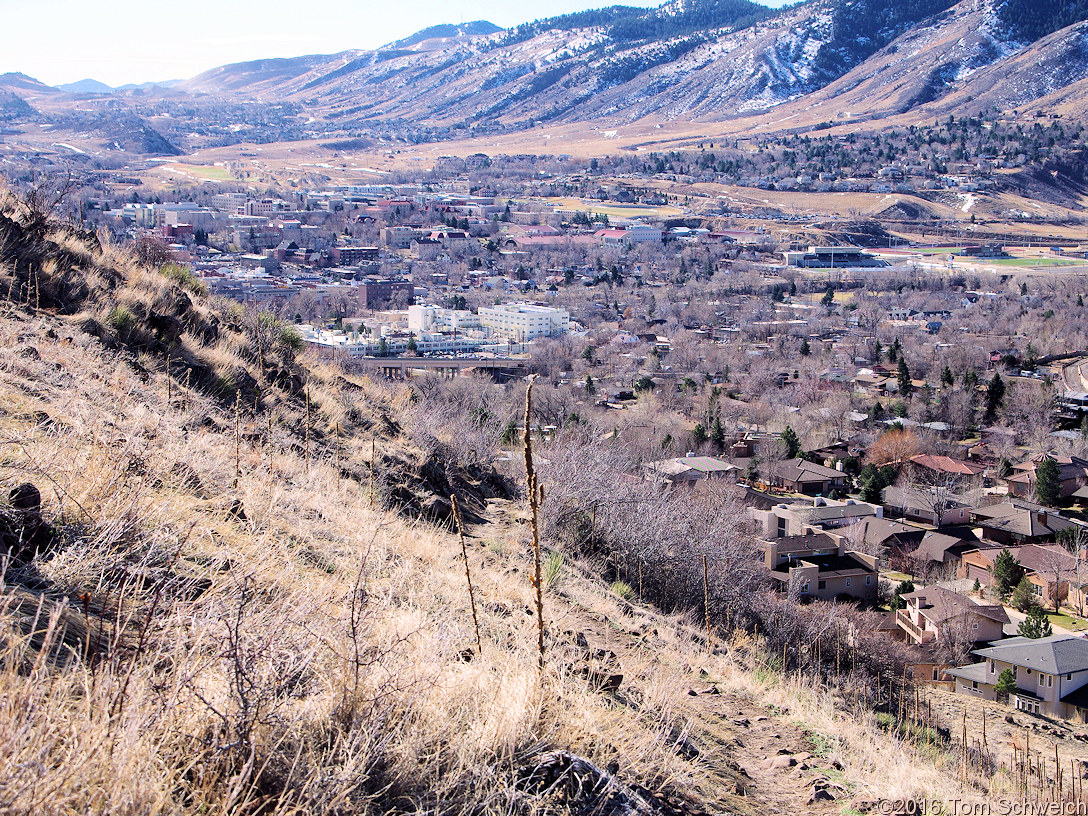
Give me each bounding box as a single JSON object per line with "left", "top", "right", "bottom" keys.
{"left": 555, "top": 596, "right": 844, "bottom": 814}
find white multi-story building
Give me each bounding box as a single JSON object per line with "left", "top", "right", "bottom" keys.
{"left": 407, "top": 305, "right": 481, "bottom": 334}
{"left": 477, "top": 303, "right": 569, "bottom": 342}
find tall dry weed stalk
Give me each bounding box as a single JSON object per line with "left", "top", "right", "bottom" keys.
{"left": 522, "top": 375, "right": 545, "bottom": 671}
{"left": 233, "top": 389, "right": 242, "bottom": 486}
{"left": 450, "top": 494, "right": 482, "bottom": 655}
{"left": 304, "top": 388, "right": 311, "bottom": 472}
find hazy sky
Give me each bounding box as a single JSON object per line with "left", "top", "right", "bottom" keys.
{"left": 1, "top": 0, "right": 690, "bottom": 87}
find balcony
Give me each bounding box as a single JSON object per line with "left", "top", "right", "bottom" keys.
{"left": 896, "top": 609, "right": 936, "bottom": 644}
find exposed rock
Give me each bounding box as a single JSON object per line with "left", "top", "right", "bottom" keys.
{"left": 516, "top": 750, "right": 689, "bottom": 816}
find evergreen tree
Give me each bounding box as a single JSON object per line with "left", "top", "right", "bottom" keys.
{"left": 873, "top": 338, "right": 883, "bottom": 362}
{"left": 1018, "top": 605, "right": 1053, "bottom": 639}
{"left": 992, "top": 548, "right": 1025, "bottom": 599}
{"left": 1035, "top": 456, "right": 1061, "bottom": 507}
{"left": 890, "top": 579, "right": 915, "bottom": 610}
{"left": 500, "top": 419, "right": 519, "bottom": 446}
{"left": 985, "top": 373, "right": 1005, "bottom": 421}
{"left": 781, "top": 425, "right": 801, "bottom": 458}
{"left": 941, "top": 366, "right": 954, "bottom": 388}
{"left": 1012, "top": 576, "right": 1039, "bottom": 612}
{"left": 711, "top": 417, "right": 726, "bottom": 450}
{"left": 821, "top": 285, "right": 835, "bottom": 307}
{"left": 994, "top": 668, "right": 1017, "bottom": 699}
{"left": 585, "top": 375, "right": 595, "bottom": 395}
{"left": 800, "top": 338, "right": 811, "bottom": 356}
{"left": 897, "top": 359, "right": 913, "bottom": 399}
{"left": 405, "top": 336, "right": 418, "bottom": 353}
{"left": 692, "top": 423, "right": 708, "bottom": 447}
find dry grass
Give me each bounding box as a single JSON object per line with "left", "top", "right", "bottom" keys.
{"left": 0, "top": 312, "right": 732, "bottom": 814}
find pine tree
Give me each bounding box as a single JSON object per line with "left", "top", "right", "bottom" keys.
{"left": 941, "top": 366, "right": 954, "bottom": 387}
{"left": 711, "top": 417, "right": 725, "bottom": 450}
{"left": 781, "top": 426, "right": 801, "bottom": 458}
{"left": 585, "top": 375, "right": 595, "bottom": 395}
{"left": 1035, "top": 456, "right": 1061, "bottom": 507}
{"left": 1012, "top": 576, "right": 1038, "bottom": 613}
{"left": 692, "top": 423, "right": 708, "bottom": 447}
{"left": 821, "top": 285, "right": 835, "bottom": 307}
{"left": 800, "top": 338, "right": 811, "bottom": 356}
{"left": 985, "top": 373, "right": 1005, "bottom": 421}
{"left": 994, "top": 668, "right": 1017, "bottom": 699}
{"left": 897, "top": 359, "right": 913, "bottom": 399}
{"left": 992, "top": 548, "right": 1025, "bottom": 599}
{"left": 1018, "top": 605, "right": 1053, "bottom": 639}
{"left": 890, "top": 579, "right": 915, "bottom": 610}
{"left": 873, "top": 338, "right": 883, "bottom": 362}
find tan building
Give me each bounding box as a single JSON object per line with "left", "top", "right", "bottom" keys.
{"left": 763, "top": 533, "right": 878, "bottom": 602}
{"left": 895, "top": 586, "right": 1008, "bottom": 647}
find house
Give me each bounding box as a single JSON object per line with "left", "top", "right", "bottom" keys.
{"left": 763, "top": 533, "right": 878, "bottom": 602}
{"left": 768, "top": 458, "right": 848, "bottom": 495}
{"left": 959, "top": 543, "right": 1080, "bottom": 608}
{"left": 971, "top": 504, "right": 1076, "bottom": 545}
{"left": 1006, "top": 455, "right": 1088, "bottom": 499}
{"left": 643, "top": 455, "right": 738, "bottom": 487}
{"left": 910, "top": 530, "right": 983, "bottom": 575}
{"left": 947, "top": 635, "right": 1088, "bottom": 720}
{"left": 909, "top": 454, "right": 985, "bottom": 480}
{"left": 896, "top": 586, "right": 1008, "bottom": 647}
{"left": 881, "top": 485, "right": 972, "bottom": 527}
{"left": 750, "top": 497, "right": 881, "bottom": 539}
{"left": 844, "top": 516, "right": 926, "bottom": 553}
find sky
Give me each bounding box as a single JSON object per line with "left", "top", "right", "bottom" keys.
{"left": 0, "top": 0, "right": 688, "bottom": 88}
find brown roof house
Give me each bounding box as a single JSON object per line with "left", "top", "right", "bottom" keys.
{"left": 895, "top": 586, "right": 1009, "bottom": 648}
{"left": 972, "top": 504, "right": 1076, "bottom": 545}
{"left": 768, "top": 458, "right": 848, "bottom": 495}
{"left": 910, "top": 530, "right": 983, "bottom": 576}
{"left": 881, "top": 484, "right": 973, "bottom": 527}
{"left": 947, "top": 635, "right": 1088, "bottom": 720}
{"left": 1006, "top": 455, "right": 1088, "bottom": 500}
{"left": 763, "top": 533, "right": 878, "bottom": 603}
{"left": 909, "top": 454, "right": 986, "bottom": 479}
{"left": 960, "top": 543, "right": 1082, "bottom": 610}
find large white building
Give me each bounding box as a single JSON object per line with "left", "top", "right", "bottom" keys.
{"left": 407, "top": 305, "right": 482, "bottom": 334}
{"left": 477, "top": 303, "right": 570, "bottom": 342}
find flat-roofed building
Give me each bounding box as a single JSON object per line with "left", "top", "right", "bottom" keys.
{"left": 478, "top": 303, "right": 569, "bottom": 341}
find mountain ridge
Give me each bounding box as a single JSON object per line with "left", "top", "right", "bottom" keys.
{"left": 6, "top": 0, "right": 1088, "bottom": 155}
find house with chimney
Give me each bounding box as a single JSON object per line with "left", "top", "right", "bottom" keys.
{"left": 895, "top": 586, "right": 1008, "bottom": 647}
{"left": 1005, "top": 455, "right": 1088, "bottom": 500}
{"left": 959, "top": 543, "right": 1081, "bottom": 609}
